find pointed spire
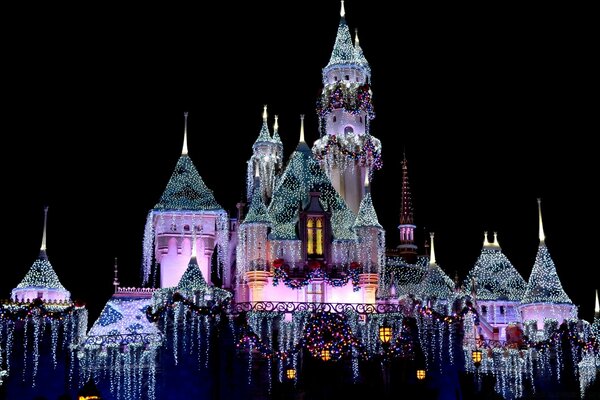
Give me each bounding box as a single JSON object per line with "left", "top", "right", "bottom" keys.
{"left": 399, "top": 156, "right": 414, "bottom": 225}
{"left": 40, "top": 206, "right": 49, "bottom": 254}
{"left": 353, "top": 28, "right": 369, "bottom": 67}
{"left": 353, "top": 191, "right": 382, "bottom": 229}
{"left": 429, "top": 232, "right": 436, "bottom": 266}
{"left": 242, "top": 180, "right": 271, "bottom": 225}
{"left": 364, "top": 173, "right": 370, "bottom": 192}
{"left": 326, "top": 1, "right": 355, "bottom": 68}
{"left": 299, "top": 114, "right": 305, "bottom": 143}
{"left": 113, "top": 257, "right": 119, "bottom": 292}
{"left": 182, "top": 112, "right": 189, "bottom": 155}
{"left": 595, "top": 289, "right": 599, "bottom": 318}
{"left": 254, "top": 106, "right": 272, "bottom": 145}
{"left": 272, "top": 115, "right": 282, "bottom": 144}
{"left": 483, "top": 231, "right": 500, "bottom": 249}
{"left": 483, "top": 231, "right": 491, "bottom": 247}
{"left": 537, "top": 198, "right": 546, "bottom": 244}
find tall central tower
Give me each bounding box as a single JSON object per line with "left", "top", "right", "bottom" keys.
{"left": 313, "top": 1, "right": 382, "bottom": 214}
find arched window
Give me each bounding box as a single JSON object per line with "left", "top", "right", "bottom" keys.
{"left": 344, "top": 126, "right": 354, "bottom": 135}
{"left": 307, "top": 216, "right": 324, "bottom": 256}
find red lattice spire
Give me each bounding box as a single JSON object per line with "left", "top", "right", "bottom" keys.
{"left": 398, "top": 153, "right": 417, "bottom": 259}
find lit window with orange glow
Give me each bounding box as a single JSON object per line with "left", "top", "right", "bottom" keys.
{"left": 307, "top": 217, "right": 324, "bottom": 256}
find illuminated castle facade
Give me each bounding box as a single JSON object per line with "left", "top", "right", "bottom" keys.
{"left": 1, "top": 3, "right": 596, "bottom": 400}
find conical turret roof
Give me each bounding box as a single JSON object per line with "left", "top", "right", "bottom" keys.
{"left": 464, "top": 233, "right": 526, "bottom": 301}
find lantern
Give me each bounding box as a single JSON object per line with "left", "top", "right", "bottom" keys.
{"left": 416, "top": 369, "right": 426, "bottom": 381}
{"left": 378, "top": 326, "right": 392, "bottom": 344}
{"left": 472, "top": 349, "right": 483, "bottom": 367}
{"left": 286, "top": 367, "right": 296, "bottom": 380}
{"left": 320, "top": 349, "right": 331, "bottom": 361}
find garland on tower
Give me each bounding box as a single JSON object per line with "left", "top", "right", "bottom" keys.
{"left": 272, "top": 263, "right": 361, "bottom": 291}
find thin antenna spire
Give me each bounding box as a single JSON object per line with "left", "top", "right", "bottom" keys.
{"left": 113, "top": 257, "right": 120, "bottom": 293}
{"left": 429, "top": 232, "right": 436, "bottom": 266}
{"left": 182, "top": 112, "right": 189, "bottom": 155}
{"left": 537, "top": 198, "right": 546, "bottom": 243}
{"left": 340, "top": 0, "right": 345, "bottom": 17}
{"left": 299, "top": 115, "right": 305, "bottom": 143}
{"left": 41, "top": 206, "right": 49, "bottom": 251}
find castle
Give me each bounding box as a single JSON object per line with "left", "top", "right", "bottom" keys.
{"left": 1, "top": 3, "right": 597, "bottom": 399}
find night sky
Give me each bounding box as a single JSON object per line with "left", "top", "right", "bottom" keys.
{"left": 2, "top": 1, "right": 594, "bottom": 324}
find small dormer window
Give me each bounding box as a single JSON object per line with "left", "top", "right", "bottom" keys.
{"left": 334, "top": 76, "right": 338, "bottom": 81}
{"left": 359, "top": 116, "right": 363, "bottom": 123}
{"left": 345, "top": 74, "right": 350, "bottom": 80}
{"left": 184, "top": 225, "right": 190, "bottom": 231}
{"left": 481, "top": 305, "right": 487, "bottom": 315}
{"left": 170, "top": 223, "right": 177, "bottom": 232}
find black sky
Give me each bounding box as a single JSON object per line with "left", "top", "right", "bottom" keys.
{"left": 1, "top": 1, "right": 595, "bottom": 324}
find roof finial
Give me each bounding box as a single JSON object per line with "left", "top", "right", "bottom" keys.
{"left": 493, "top": 231, "right": 499, "bottom": 246}
{"left": 262, "top": 105, "right": 268, "bottom": 122}
{"left": 340, "top": 0, "right": 345, "bottom": 17}
{"left": 595, "top": 289, "right": 599, "bottom": 317}
{"left": 113, "top": 257, "right": 120, "bottom": 293}
{"left": 354, "top": 28, "right": 359, "bottom": 46}
{"left": 483, "top": 231, "right": 490, "bottom": 247}
{"left": 299, "top": 114, "right": 305, "bottom": 143}
{"left": 274, "top": 115, "right": 279, "bottom": 132}
{"left": 537, "top": 198, "right": 546, "bottom": 244}
{"left": 364, "top": 173, "right": 370, "bottom": 188}
{"left": 429, "top": 232, "right": 436, "bottom": 266}
{"left": 182, "top": 112, "right": 189, "bottom": 155}
{"left": 41, "top": 206, "right": 49, "bottom": 252}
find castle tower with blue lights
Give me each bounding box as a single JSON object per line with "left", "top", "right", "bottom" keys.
{"left": 247, "top": 106, "right": 283, "bottom": 205}
{"left": 142, "top": 113, "right": 229, "bottom": 289}
{"left": 313, "top": 0, "right": 381, "bottom": 215}
{"left": 11, "top": 207, "right": 70, "bottom": 302}
{"left": 463, "top": 232, "right": 527, "bottom": 341}
{"left": 519, "top": 198, "right": 577, "bottom": 331}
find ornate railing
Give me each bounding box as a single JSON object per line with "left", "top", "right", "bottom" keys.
{"left": 230, "top": 301, "right": 413, "bottom": 315}
{"left": 476, "top": 337, "right": 507, "bottom": 349}
{"left": 84, "top": 332, "right": 164, "bottom": 346}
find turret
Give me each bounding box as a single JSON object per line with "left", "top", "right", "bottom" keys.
{"left": 353, "top": 175, "right": 385, "bottom": 303}
{"left": 397, "top": 154, "right": 417, "bottom": 261}
{"left": 247, "top": 105, "right": 283, "bottom": 205}
{"left": 142, "top": 113, "right": 228, "bottom": 288}
{"left": 313, "top": 0, "right": 381, "bottom": 214}
{"left": 519, "top": 199, "right": 577, "bottom": 331}
{"left": 12, "top": 207, "right": 70, "bottom": 302}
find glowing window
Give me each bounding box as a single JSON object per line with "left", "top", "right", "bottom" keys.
{"left": 307, "top": 217, "right": 324, "bottom": 256}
